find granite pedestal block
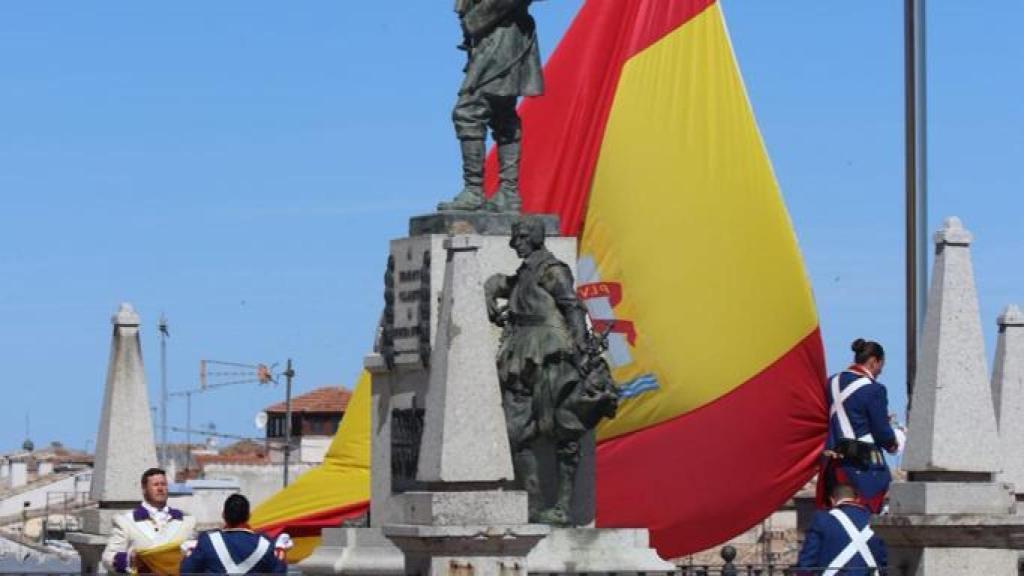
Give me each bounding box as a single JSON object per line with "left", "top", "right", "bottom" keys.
{"left": 526, "top": 528, "right": 677, "bottom": 575}
{"left": 885, "top": 546, "right": 1020, "bottom": 576}
{"left": 385, "top": 524, "right": 550, "bottom": 576}
{"left": 396, "top": 491, "right": 528, "bottom": 526}
{"left": 887, "top": 481, "right": 1015, "bottom": 515}
{"left": 299, "top": 527, "right": 405, "bottom": 576}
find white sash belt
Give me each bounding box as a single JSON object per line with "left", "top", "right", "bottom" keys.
{"left": 209, "top": 532, "right": 269, "bottom": 575}
{"left": 823, "top": 508, "right": 877, "bottom": 575}
{"left": 830, "top": 375, "right": 872, "bottom": 441}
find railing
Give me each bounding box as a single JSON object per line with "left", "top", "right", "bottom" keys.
{"left": 677, "top": 546, "right": 886, "bottom": 576}
{"left": 679, "top": 568, "right": 885, "bottom": 575}
{"left": 0, "top": 545, "right": 892, "bottom": 576}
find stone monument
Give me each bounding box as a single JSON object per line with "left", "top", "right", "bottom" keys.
{"left": 993, "top": 305, "right": 1024, "bottom": 500}
{"left": 68, "top": 303, "right": 159, "bottom": 573}
{"left": 301, "top": 213, "right": 674, "bottom": 575}
{"left": 383, "top": 233, "right": 549, "bottom": 576}
{"left": 874, "top": 218, "right": 1023, "bottom": 575}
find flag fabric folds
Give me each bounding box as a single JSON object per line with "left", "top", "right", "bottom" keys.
{"left": 249, "top": 372, "right": 371, "bottom": 563}
{"left": 486, "top": 0, "right": 827, "bottom": 557}
{"left": 251, "top": 0, "right": 825, "bottom": 560}
{"left": 135, "top": 541, "right": 185, "bottom": 576}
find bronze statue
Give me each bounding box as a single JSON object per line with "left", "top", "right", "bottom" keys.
{"left": 438, "top": 0, "right": 543, "bottom": 214}
{"left": 485, "top": 217, "right": 619, "bottom": 525}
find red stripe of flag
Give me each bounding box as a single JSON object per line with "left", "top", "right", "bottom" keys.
{"left": 596, "top": 330, "right": 827, "bottom": 556}
{"left": 484, "top": 0, "right": 716, "bottom": 234}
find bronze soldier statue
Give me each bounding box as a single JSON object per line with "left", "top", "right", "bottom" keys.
{"left": 485, "top": 217, "right": 619, "bottom": 525}
{"left": 438, "top": 0, "right": 543, "bottom": 213}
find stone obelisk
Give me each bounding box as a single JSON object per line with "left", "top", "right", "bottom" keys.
{"left": 69, "top": 303, "right": 159, "bottom": 573}
{"left": 875, "top": 218, "right": 1021, "bottom": 575}
{"left": 993, "top": 305, "right": 1024, "bottom": 499}
{"left": 901, "top": 217, "right": 1002, "bottom": 476}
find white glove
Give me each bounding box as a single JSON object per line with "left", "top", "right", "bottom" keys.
{"left": 180, "top": 540, "right": 198, "bottom": 557}
{"left": 894, "top": 427, "right": 908, "bottom": 454}
{"left": 275, "top": 533, "right": 294, "bottom": 551}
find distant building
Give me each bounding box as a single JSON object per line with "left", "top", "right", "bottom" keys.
{"left": 264, "top": 386, "right": 351, "bottom": 465}
{"left": 0, "top": 443, "right": 93, "bottom": 535}
{"left": 182, "top": 386, "right": 351, "bottom": 509}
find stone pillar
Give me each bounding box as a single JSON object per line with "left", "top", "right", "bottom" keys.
{"left": 10, "top": 461, "right": 27, "bottom": 488}
{"left": 901, "top": 218, "right": 1000, "bottom": 476}
{"left": 993, "top": 305, "right": 1024, "bottom": 499}
{"left": 68, "top": 303, "right": 159, "bottom": 573}
{"left": 37, "top": 461, "right": 54, "bottom": 477}
{"left": 875, "top": 218, "right": 1022, "bottom": 575}
{"left": 89, "top": 303, "right": 159, "bottom": 506}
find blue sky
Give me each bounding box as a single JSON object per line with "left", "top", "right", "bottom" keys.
{"left": 1, "top": 2, "right": 1021, "bottom": 454}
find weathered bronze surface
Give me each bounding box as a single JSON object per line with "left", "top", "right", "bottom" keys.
{"left": 485, "top": 216, "right": 619, "bottom": 525}
{"left": 438, "top": 0, "right": 543, "bottom": 214}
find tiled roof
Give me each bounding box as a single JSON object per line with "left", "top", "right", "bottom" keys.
{"left": 265, "top": 386, "right": 351, "bottom": 414}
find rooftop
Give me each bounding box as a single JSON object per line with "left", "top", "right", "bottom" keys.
{"left": 193, "top": 453, "right": 271, "bottom": 466}
{"left": 264, "top": 386, "right": 351, "bottom": 414}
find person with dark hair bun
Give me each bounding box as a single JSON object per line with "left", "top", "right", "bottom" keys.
{"left": 817, "top": 338, "right": 899, "bottom": 514}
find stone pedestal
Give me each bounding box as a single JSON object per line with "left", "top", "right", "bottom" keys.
{"left": 386, "top": 525, "right": 549, "bottom": 576}
{"left": 10, "top": 460, "right": 27, "bottom": 488}
{"left": 874, "top": 218, "right": 1024, "bottom": 575}
{"left": 526, "top": 528, "right": 676, "bottom": 574}
{"left": 382, "top": 233, "right": 547, "bottom": 576}
{"left": 301, "top": 213, "right": 673, "bottom": 575}
{"left": 362, "top": 213, "right": 588, "bottom": 533}
{"left": 66, "top": 531, "right": 109, "bottom": 575}
{"left": 68, "top": 304, "right": 159, "bottom": 573}
{"left": 300, "top": 528, "right": 405, "bottom": 575}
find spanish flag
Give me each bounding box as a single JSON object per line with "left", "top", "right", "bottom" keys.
{"left": 249, "top": 373, "right": 371, "bottom": 563}
{"left": 485, "top": 0, "right": 827, "bottom": 556}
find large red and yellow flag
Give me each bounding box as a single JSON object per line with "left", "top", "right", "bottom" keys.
{"left": 486, "top": 0, "right": 827, "bottom": 557}
{"left": 249, "top": 373, "right": 371, "bottom": 562}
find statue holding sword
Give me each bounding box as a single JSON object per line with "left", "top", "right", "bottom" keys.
{"left": 438, "top": 0, "right": 544, "bottom": 213}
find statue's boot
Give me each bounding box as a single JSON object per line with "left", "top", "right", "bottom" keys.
{"left": 484, "top": 140, "right": 523, "bottom": 213}
{"left": 535, "top": 459, "right": 576, "bottom": 526}
{"left": 437, "top": 139, "right": 486, "bottom": 211}
{"left": 514, "top": 451, "right": 544, "bottom": 521}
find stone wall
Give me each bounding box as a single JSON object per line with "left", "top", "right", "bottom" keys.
{"left": 0, "top": 471, "right": 91, "bottom": 518}
{"left": 202, "top": 463, "right": 312, "bottom": 508}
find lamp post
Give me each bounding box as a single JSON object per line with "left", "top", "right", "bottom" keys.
{"left": 904, "top": 0, "right": 928, "bottom": 411}
{"left": 282, "top": 359, "right": 295, "bottom": 487}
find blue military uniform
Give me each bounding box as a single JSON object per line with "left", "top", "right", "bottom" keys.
{"left": 179, "top": 528, "right": 285, "bottom": 575}
{"left": 797, "top": 501, "right": 887, "bottom": 575}
{"left": 821, "top": 366, "right": 898, "bottom": 512}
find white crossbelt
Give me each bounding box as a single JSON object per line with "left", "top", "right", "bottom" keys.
{"left": 209, "top": 532, "right": 269, "bottom": 575}
{"left": 830, "top": 375, "right": 875, "bottom": 442}
{"left": 823, "top": 508, "right": 878, "bottom": 575}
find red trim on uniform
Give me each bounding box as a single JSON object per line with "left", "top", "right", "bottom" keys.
{"left": 596, "top": 329, "right": 827, "bottom": 558}
{"left": 483, "top": 0, "right": 717, "bottom": 235}
{"left": 846, "top": 364, "right": 875, "bottom": 379}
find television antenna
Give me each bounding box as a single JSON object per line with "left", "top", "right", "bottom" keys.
{"left": 171, "top": 359, "right": 292, "bottom": 480}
